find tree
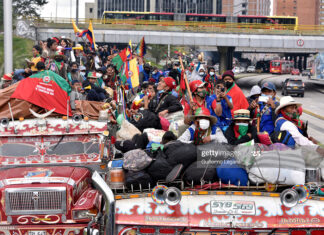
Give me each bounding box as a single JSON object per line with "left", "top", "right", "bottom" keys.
{"left": 13, "top": 0, "right": 48, "bottom": 18}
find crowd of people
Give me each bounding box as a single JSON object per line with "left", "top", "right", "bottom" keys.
{"left": 1, "top": 36, "right": 323, "bottom": 157}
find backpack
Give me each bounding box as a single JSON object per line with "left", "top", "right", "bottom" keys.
{"left": 270, "top": 130, "right": 293, "bottom": 146}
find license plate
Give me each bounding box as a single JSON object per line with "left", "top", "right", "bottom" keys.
{"left": 210, "top": 201, "right": 255, "bottom": 215}
{"left": 28, "top": 231, "right": 46, "bottom": 235}
{"left": 293, "top": 86, "right": 298, "bottom": 89}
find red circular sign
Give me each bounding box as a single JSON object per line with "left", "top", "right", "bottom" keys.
{"left": 297, "top": 39, "right": 304, "bottom": 47}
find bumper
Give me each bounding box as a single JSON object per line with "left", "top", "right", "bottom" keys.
{"left": 0, "top": 224, "right": 88, "bottom": 235}
{"left": 286, "top": 89, "right": 304, "bottom": 94}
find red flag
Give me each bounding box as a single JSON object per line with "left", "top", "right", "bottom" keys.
{"left": 180, "top": 70, "right": 186, "bottom": 91}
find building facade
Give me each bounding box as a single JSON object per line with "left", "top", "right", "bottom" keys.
{"left": 86, "top": 0, "right": 270, "bottom": 18}
{"left": 88, "top": 0, "right": 221, "bottom": 18}
{"left": 273, "top": 0, "right": 319, "bottom": 25}
{"left": 221, "top": 0, "right": 270, "bottom": 16}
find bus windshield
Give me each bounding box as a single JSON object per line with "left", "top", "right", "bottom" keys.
{"left": 272, "top": 61, "right": 281, "bottom": 67}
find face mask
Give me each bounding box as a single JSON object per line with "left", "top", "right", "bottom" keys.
{"left": 71, "top": 69, "right": 78, "bottom": 73}
{"left": 103, "top": 75, "right": 108, "bottom": 80}
{"left": 199, "top": 119, "right": 210, "bottom": 130}
{"left": 209, "top": 72, "right": 215, "bottom": 76}
{"left": 225, "top": 81, "right": 234, "bottom": 89}
{"left": 80, "top": 72, "right": 86, "bottom": 77}
{"left": 152, "top": 71, "right": 157, "bottom": 75}
{"left": 235, "top": 123, "right": 249, "bottom": 137}
{"left": 199, "top": 72, "right": 205, "bottom": 77}
{"left": 261, "top": 94, "right": 272, "bottom": 99}
{"left": 285, "top": 111, "right": 299, "bottom": 119}
{"left": 158, "top": 90, "right": 165, "bottom": 94}
{"left": 197, "top": 90, "right": 207, "bottom": 98}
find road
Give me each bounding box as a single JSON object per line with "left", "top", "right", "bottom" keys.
{"left": 235, "top": 73, "right": 324, "bottom": 144}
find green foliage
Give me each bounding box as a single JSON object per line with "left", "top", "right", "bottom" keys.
{"left": 0, "top": 35, "right": 34, "bottom": 75}
{"left": 13, "top": 0, "right": 48, "bottom": 18}
{"left": 0, "top": 0, "right": 48, "bottom": 27}
{"left": 148, "top": 44, "right": 168, "bottom": 64}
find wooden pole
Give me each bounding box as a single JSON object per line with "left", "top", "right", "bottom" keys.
{"left": 178, "top": 55, "right": 193, "bottom": 102}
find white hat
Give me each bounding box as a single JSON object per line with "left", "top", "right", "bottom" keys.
{"left": 275, "top": 96, "right": 302, "bottom": 115}
{"left": 249, "top": 85, "right": 261, "bottom": 97}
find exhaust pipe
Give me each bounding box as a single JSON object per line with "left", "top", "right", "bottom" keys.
{"left": 0, "top": 118, "right": 9, "bottom": 128}
{"left": 280, "top": 188, "right": 299, "bottom": 208}
{"left": 164, "top": 187, "right": 182, "bottom": 206}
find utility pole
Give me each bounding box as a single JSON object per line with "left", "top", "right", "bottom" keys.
{"left": 4, "top": 0, "right": 13, "bottom": 74}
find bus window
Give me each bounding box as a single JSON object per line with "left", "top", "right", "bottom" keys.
{"left": 272, "top": 61, "right": 280, "bottom": 67}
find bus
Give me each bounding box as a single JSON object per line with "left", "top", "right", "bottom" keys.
{"left": 270, "top": 60, "right": 294, "bottom": 74}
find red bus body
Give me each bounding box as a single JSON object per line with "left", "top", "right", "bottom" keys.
{"left": 270, "top": 60, "right": 294, "bottom": 74}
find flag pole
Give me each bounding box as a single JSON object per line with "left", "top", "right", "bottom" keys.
{"left": 178, "top": 55, "right": 193, "bottom": 103}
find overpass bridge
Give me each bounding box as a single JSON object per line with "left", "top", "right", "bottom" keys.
{"left": 17, "top": 18, "right": 324, "bottom": 72}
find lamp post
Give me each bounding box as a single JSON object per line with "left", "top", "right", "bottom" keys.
{"left": 4, "top": 0, "right": 13, "bottom": 74}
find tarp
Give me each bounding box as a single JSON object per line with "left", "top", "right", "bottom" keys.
{"left": 11, "top": 70, "right": 72, "bottom": 116}
{"left": 0, "top": 83, "right": 103, "bottom": 120}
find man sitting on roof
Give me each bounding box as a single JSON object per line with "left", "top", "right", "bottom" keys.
{"left": 223, "top": 70, "right": 249, "bottom": 117}
{"left": 225, "top": 109, "right": 258, "bottom": 145}
{"left": 83, "top": 72, "right": 109, "bottom": 102}
{"left": 184, "top": 80, "right": 220, "bottom": 125}
{"left": 178, "top": 107, "right": 227, "bottom": 145}
{"left": 143, "top": 76, "right": 182, "bottom": 117}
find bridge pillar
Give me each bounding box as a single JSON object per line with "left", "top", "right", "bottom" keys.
{"left": 303, "top": 55, "right": 308, "bottom": 70}
{"left": 217, "top": 46, "right": 235, "bottom": 75}
{"left": 293, "top": 56, "right": 297, "bottom": 68}
{"left": 298, "top": 56, "right": 303, "bottom": 71}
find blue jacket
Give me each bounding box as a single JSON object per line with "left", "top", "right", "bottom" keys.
{"left": 258, "top": 98, "right": 279, "bottom": 134}
{"left": 207, "top": 94, "right": 232, "bottom": 132}
{"left": 274, "top": 114, "right": 304, "bottom": 147}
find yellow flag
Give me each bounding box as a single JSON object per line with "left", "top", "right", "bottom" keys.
{"left": 72, "top": 20, "right": 82, "bottom": 34}
{"left": 127, "top": 58, "right": 139, "bottom": 88}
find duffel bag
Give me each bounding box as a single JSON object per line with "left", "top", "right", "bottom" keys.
{"left": 183, "top": 161, "right": 218, "bottom": 185}
{"left": 249, "top": 148, "right": 305, "bottom": 185}
{"left": 125, "top": 170, "right": 153, "bottom": 190}
{"left": 123, "top": 149, "right": 152, "bottom": 172}
{"left": 216, "top": 158, "right": 249, "bottom": 186}
{"left": 147, "top": 150, "right": 173, "bottom": 181}
{"left": 164, "top": 140, "right": 197, "bottom": 168}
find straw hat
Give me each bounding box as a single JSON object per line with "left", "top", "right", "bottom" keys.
{"left": 189, "top": 107, "right": 217, "bottom": 125}
{"left": 233, "top": 109, "right": 251, "bottom": 120}
{"left": 275, "top": 96, "right": 302, "bottom": 115}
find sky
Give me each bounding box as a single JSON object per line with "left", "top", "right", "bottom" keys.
{"left": 40, "top": 0, "right": 94, "bottom": 19}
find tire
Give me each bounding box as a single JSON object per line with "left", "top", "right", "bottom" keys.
{"left": 301, "top": 93, "right": 304, "bottom": 97}
{"left": 283, "top": 90, "right": 287, "bottom": 96}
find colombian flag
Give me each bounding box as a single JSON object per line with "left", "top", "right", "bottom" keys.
{"left": 73, "top": 20, "right": 97, "bottom": 51}
{"left": 127, "top": 40, "right": 132, "bottom": 59}
{"left": 135, "top": 37, "right": 146, "bottom": 57}
{"left": 122, "top": 58, "right": 139, "bottom": 89}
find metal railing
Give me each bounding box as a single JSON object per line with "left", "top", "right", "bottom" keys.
{"left": 32, "top": 17, "right": 324, "bottom": 35}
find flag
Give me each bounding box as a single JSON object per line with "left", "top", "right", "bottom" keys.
{"left": 111, "top": 48, "right": 128, "bottom": 72}
{"left": 127, "top": 40, "right": 132, "bottom": 59}
{"left": 76, "top": 20, "right": 97, "bottom": 51}
{"left": 11, "top": 70, "right": 72, "bottom": 116}
{"left": 72, "top": 20, "right": 82, "bottom": 35}
{"left": 135, "top": 37, "right": 146, "bottom": 57}
{"left": 124, "top": 58, "right": 139, "bottom": 89}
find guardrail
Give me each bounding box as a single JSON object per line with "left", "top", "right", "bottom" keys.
{"left": 31, "top": 17, "right": 324, "bottom": 35}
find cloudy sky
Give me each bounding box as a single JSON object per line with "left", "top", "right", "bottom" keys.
{"left": 40, "top": 0, "right": 94, "bottom": 19}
